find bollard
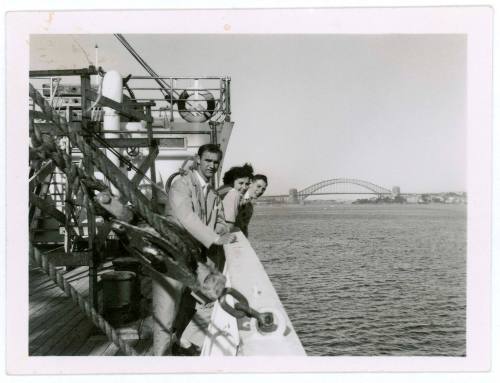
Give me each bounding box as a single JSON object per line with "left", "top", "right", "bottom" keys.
{"left": 101, "top": 271, "right": 139, "bottom": 326}
{"left": 112, "top": 256, "right": 142, "bottom": 275}
{"left": 112, "top": 257, "right": 142, "bottom": 317}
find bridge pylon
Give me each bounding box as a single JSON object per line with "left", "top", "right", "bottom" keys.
{"left": 288, "top": 188, "right": 299, "bottom": 204}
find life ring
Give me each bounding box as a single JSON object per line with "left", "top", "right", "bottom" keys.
{"left": 177, "top": 89, "right": 216, "bottom": 123}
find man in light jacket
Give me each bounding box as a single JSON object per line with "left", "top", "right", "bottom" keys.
{"left": 167, "top": 144, "right": 235, "bottom": 248}
{"left": 164, "top": 143, "right": 235, "bottom": 355}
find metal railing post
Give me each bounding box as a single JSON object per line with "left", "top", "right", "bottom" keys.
{"left": 81, "top": 72, "right": 99, "bottom": 310}
{"left": 224, "top": 77, "right": 231, "bottom": 122}
{"left": 169, "top": 78, "right": 174, "bottom": 122}
{"left": 146, "top": 103, "right": 158, "bottom": 211}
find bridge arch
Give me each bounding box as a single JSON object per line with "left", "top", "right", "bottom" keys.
{"left": 297, "top": 178, "right": 392, "bottom": 200}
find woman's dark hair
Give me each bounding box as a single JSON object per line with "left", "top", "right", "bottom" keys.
{"left": 253, "top": 174, "right": 268, "bottom": 184}
{"left": 222, "top": 163, "right": 254, "bottom": 186}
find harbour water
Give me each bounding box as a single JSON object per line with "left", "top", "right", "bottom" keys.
{"left": 250, "top": 204, "right": 466, "bottom": 356}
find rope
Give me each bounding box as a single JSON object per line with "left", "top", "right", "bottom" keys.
{"left": 28, "top": 83, "right": 225, "bottom": 354}
{"left": 114, "top": 34, "right": 174, "bottom": 100}
{"left": 29, "top": 83, "right": 203, "bottom": 292}
{"left": 76, "top": 133, "right": 200, "bottom": 262}
{"left": 86, "top": 129, "right": 189, "bottom": 199}
{"left": 30, "top": 244, "right": 138, "bottom": 356}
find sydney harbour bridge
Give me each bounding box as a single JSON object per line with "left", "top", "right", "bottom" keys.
{"left": 260, "top": 178, "right": 400, "bottom": 203}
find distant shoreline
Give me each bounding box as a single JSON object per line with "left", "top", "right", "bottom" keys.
{"left": 255, "top": 202, "right": 467, "bottom": 207}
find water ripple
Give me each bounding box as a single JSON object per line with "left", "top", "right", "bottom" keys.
{"left": 251, "top": 204, "right": 466, "bottom": 356}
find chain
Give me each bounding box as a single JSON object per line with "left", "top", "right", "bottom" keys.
{"left": 218, "top": 288, "right": 276, "bottom": 333}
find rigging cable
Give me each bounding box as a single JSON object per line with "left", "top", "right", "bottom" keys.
{"left": 114, "top": 34, "right": 175, "bottom": 101}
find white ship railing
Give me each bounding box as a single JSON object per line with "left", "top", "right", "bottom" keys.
{"left": 201, "top": 232, "right": 306, "bottom": 356}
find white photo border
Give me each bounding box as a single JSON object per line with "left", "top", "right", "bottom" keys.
{"left": 5, "top": 7, "right": 493, "bottom": 374}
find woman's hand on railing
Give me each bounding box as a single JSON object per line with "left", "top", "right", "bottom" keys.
{"left": 215, "top": 222, "right": 229, "bottom": 235}
{"left": 215, "top": 233, "right": 237, "bottom": 245}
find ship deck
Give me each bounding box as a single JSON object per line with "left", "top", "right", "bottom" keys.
{"left": 29, "top": 233, "right": 306, "bottom": 356}
{"left": 29, "top": 255, "right": 212, "bottom": 356}
{"left": 29, "top": 262, "right": 153, "bottom": 356}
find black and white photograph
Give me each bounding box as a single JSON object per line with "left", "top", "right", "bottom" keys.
{"left": 4, "top": 6, "right": 494, "bottom": 375}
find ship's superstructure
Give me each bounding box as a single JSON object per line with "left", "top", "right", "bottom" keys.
{"left": 28, "top": 36, "right": 305, "bottom": 356}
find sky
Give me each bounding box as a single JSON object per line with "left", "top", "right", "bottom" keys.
{"left": 30, "top": 33, "right": 466, "bottom": 194}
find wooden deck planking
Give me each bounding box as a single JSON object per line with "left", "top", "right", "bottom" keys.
{"left": 54, "top": 319, "right": 97, "bottom": 356}
{"left": 29, "top": 278, "right": 63, "bottom": 296}
{"left": 72, "top": 334, "right": 115, "bottom": 356}
{"left": 33, "top": 310, "right": 95, "bottom": 356}
{"left": 30, "top": 306, "right": 84, "bottom": 354}
{"left": 29, "top": 286, "right": 67, "bottom": 315}
{"left": 72, "top": 337, "right": 103, "bottom": 356}
{"left": 29, "top": 260, "right": 146, "bottom": 356}
{"left": 29, "top": 256, "right": 178, "bottom": 356}
{"left": 30, "top": 296, "right": 81, "bottom": 334}
{"left": 29, "top": 264, "right": 100, "bottom": 356}
{"left": 29, "top": 267, "right": 63, "bottom": 298}
{"left": 29, "top": 280, "right": 56, "bottom": 295}
{"left": 29, "top": 267, "right": 75, "bottom": 324}
{"left": 29, "top": 268, "right": 57, "bottom": 293}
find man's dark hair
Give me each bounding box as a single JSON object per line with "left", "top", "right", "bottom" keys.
{"left": 198, "top": 144, "right": 222, "bottom": 159}
{"left": 253, "top": 174, "right": 268, "bottom": 184}
{"left": 223, "top": 163, "right": 254, "bottom": 186}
